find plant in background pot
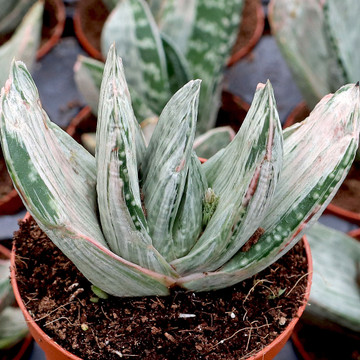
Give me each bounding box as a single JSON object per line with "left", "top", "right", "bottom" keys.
{"left": 2, "top": 45, "right": 360, "bottom": 358}
{"left": 269, "top": 0, "right": 360, "bottom": 223}
{"left": 0, "top": 244, "right": 31, "bottom": 360}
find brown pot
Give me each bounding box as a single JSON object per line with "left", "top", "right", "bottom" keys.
{"left": 284, "top": 102, "right": 360, "bottom": 225}
{"left": 0, "top": 244, "right": 33, "bottom": 360}
{"left": 37, "top": 0, "right": 66, "bottom": 59}
{"left": 10, "top": 213, "right": 312, "bottom": 360}
{"left": 73, "top": 0, "right": 264, "bottom": 64}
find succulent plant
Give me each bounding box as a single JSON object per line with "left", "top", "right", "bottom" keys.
{"left": 269, "top": 0, "right": 359, "bottom": 109}
{"left": 0, "top": 256, "right": 28, "bottom": 349}
{"left": 75, "top": 0, "right": 244, "bottom": 133}
{"left": 0, "top": 1, "right": 43, "bottom": 89}
{"left": 2, "top": 46, "right": 360, "bottom": 297}
{"left": 305, "top": 223, "right": 360, "bottom": 332}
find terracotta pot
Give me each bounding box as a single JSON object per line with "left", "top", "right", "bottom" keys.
{"left": 37, "top": 0, "right": 66, "bottom": 59}
{"left": 0, "top": 244, "right": 33, "bottom": 360}
{"left": 284, "top": 102, "right": 360, "bottom": 224}
{"left": 10, "top": 213, "right": 312, "bottom": 360}
{"left": 73, "top": 0, "right": 264, "bottom": 64}
{"left": 0, "top": 188, "right": 24, "bottom": 216}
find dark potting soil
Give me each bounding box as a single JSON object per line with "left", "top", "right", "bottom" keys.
{"left": 14, "top": 218, "right": 309, "bottom": 360}
{"left": 0, "top": 153, "right": 14, "bottom": 199}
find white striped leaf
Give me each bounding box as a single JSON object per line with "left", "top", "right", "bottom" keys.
{"left": 185, "top": 0, "right": 244, "bottom": 133}
{"left": 269, "top": 0, "right": 345, "bottom": 108}
{"left": 0, "top": 0, "right": 36, "bottom": 35}
{"left": 141, "top": 80, "right": 201, "bottom": 262}
{"left": 177, "top": 83, "right": 360, "bottom": 291}
{"left": 305, "top": 222, "right": 360, "bottom": 332}
{"left": 101, "top": 0, "right": 171, "bottom": 115}
{"left": 96, "top": 45, "right": 174, "bottom": 276}
{"left": 324, "top": 0, "right": 360, "bottom": 83}
{"left": 0, "top": 307, "right": 28, "bottom": 349}
{"left": 172, "top": 82, "right": 283, "bottom": 275}
{"left": 193, "top": 126, "right": 236, "bottom": 159}
{"left": 0, "top": 61, "right": 176, "bottom": 297}
{"left": 172, "top": 153, "right": 207, "bottom": 259}
{"left": 0, "top": 1, "right": 43, "bottom": 88}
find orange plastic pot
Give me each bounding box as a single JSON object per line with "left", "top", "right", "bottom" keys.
{"left": 37, "top": 0, "right": 66, "bottom": 59}
{"left": 284, "top": 102, "right": 360, "bottom": 224}
{"left": 10, "top": 213, "right": 312, "bottom": 360}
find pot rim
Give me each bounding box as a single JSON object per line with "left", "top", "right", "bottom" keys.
{"left": 11, "top": 213, "right": 313, "bottom": 360}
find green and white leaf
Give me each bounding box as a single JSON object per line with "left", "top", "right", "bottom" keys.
{"left": 101, "top": 0, "right": 171, "bottom": 115}
{"left": 0, "top": 0, "right": 36, "bottom": 35}
{"left": 324, "top": 0, "right": 360, "bottom": 84}
{"left": 142, "top": 80, "right": 201, "bottom": 262}
{"left": 178, "top": 83, "right": 360, "bottom": 291}
{"left": 172, "top": 82, "right": 283, "bottom": 275}
{"left": 0, "top": 61, "right": 175, "bottom": 297}
{"left": 96, "top": 46, "right": 174, "bottom": 276}
{"left": 0, "top": 307, "right": 28, "bottom": 349}
{"left": 269, "top": 0, "right": 345, "bottom": 108}
{"left": 0, "top": 1, "right": 43, "bottom": 88}
{"left": 0, "top": 259, "right": 13, "bottom": 313}
{"left": 305, "top": 222, "right": 360, "bottom": 332}
{"left": 193, "top": 126, "right": 235, "bottom": 159}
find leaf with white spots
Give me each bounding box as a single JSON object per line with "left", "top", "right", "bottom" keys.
{"left": 96, "top": 45, "right": 175, "bottom": 276}
{"left": 0, "top": 1, "right": 43, "bottom": 88}
{"left": 101, "top": 0, "right": 171, "bottom": 115}
{"left": 141, "top": 80, "right": 201, "bottom": 262}
{"left": 177, "top": 83, "right": 360, "bottom": 291}
{"left": 172, "top": 81, "right": 283, "bottom": 275}
{"left": 0, "top": 61, "right": 176, "bottom": 297}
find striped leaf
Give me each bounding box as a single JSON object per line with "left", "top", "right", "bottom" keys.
{"left": 172, "top": 82, "right": 283, "bottom": 275}
{"left": 96, "top": 45, "right": 174, "bottom": 276}
{"left": 193, "top": 126, "right": 235, "bottom": 159}
{"left": 0, "top": 307, "right": 28, "bottom": 349}
{"left": 161, "top": 33, "right": 191, "bottom": 95}
{"left": 324, "top": 0, "right": 360, "bottom": 83}
{"left": 0, "top": 1, "right": 43, "bottom": 88}
{"left": 172, "top": 153, "right": 208, "bottom": 259}
{"left": 185, "top": 0, "right": 244, "bottom": 133}
{"left": 178, "top": 83, "right": 360, "bottom": 291}
{"left": 269, "top": 0, "right": 345, "bottom": 108}
{"left": 0, "top": 0, "right": 36, "bottom": 35}
{"left": 305, "top": 223, "right": 360, "bottom": 332}
{"left": 101, "top": 0, "right": 171, "bottom": 115}
{"left": 0, "top": 260, "right": 13, "bottom": 313}
{"left": 0, "top": 61, "right": 175, "bottom": 297}
{"left": 141, "top": 80, "right": 201, "bottom": 262}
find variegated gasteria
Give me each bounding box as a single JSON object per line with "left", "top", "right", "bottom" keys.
{"left": 1, "top": 46, "right": 360, "bottom": 297}
{"left": 74, "top": 0, "right": 244, "bottom": 133}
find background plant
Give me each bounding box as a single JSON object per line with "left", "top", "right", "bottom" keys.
{"left": 269, "top": 0, "right": 359, "bottom": 110}
{"left": 1, "top": 46, "right": 360, "bottom": 297}
{"left": 75, "top": 0, "right": 245, "bottom": 134}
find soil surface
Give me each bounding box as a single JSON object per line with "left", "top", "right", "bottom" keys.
{"left": 285, "top": 103, "right": 360, "bottom": 214}
{"left": 14, "top": 218, "right": 309, "bottom": 360}
{"left": 0, "top": 153, "right": 14, "bottom": 199}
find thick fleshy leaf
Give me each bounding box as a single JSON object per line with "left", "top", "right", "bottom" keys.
{"left": 0, "top": 1, "right": 43, "bottom": 88}
{"left": 142, "top": 80, "right": 201, "bottom": 262}
{"left": 0, "top": 259, "right": 13, "bottom": 313}
{"left": 178, "top": 83, "right": 360, "bottom": 291}
{"left": 172, "top": 153, "right": 207, "bottom": 258}
{"left": 172, "top": 82, "right": 283, "bottom": 275}
{"left": 96, "top": 45, "right": 174, "bottom": 276}
{"left": 193, "top": 126, "right": 236, "bottom": 159}
{"left": 305, "top": 223, "right": 360, "bottom": 332}
{"left": 269, "top": 0, "right": 345, "bottom": 108}
{"left": 101, "top": 0, "right": 171, "bottom": 115}
{"left": 185, "top": 0, "right": 244, "bottom": 133}
{"left": 161, "top": 33, "right": 191, "bottom": 95}
{"left": 74, "top": 55, "right": 156, "bottom": 123}
{"left": 0, "top": 307, "right": 28, "bottom": 349}
{"left": 324, "top": 0, "right": 360, "bottom": 83}
{"left": 0, "top": 61, "right": 175, "bottom": 297}
{"left": 0, "top": 0, "right": 36, "bottom": 35}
